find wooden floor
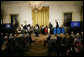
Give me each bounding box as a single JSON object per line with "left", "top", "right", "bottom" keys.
{"left": 24, "top": 34, "right": 48, "bottom": 56}
{"left": 31, "top": 34, "right": 48, "bottom": 41}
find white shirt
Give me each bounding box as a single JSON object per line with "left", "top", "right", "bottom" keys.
{"left": 42, "top": 26, "right": 44, "bottom": 29}
{"left": 21, "top": 27, "right": 23, "bottom": 30}
{"left": 27, "top": 27, "right": 30, "bottom": 30}
{"left": 9, "top": 36, "right": 13, "bottom": 39}
{"left": 35, "top": 26, "right": 38, "bottom": 29}
{"left": 48, "top": 28, "right": 50, "bottom": 33}
{"left": 55, "top": 36, "right": 57, "bottom": 40}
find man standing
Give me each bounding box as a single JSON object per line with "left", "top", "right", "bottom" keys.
{"left": 20, "top": 24, "right": 24, "bottom": 35}
{"left": 49, "top": 22, "right": 53, "bottom": 29}
{"left": 49, "top": 22, "right": 53, "bottom": 34}
{"left": 23, "top": 21, "right": 27, "bottom": 29}
{"left": 35, "top": 24, "right": 39, "bottom": 37}
{"left": 55, "top": 19, "right": 59, "bottom": 28}
{"left": 27, "top": 24, "right": 31, "bottom": 35}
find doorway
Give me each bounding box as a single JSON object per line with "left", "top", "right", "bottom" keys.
{"left": 11, "top": 15, "right": 19, "bottom": 29}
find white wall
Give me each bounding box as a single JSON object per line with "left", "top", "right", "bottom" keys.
{"left": 1, "top": 1, "right": 83, "bottom": 27}
{"left": 49, "top": 1, "right": 82, "bottom": 27}
{"left": 1, "top": 2, "right": 32, "bottom": 26}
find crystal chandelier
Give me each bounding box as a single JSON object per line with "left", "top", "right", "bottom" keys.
{"left": 29, "top": 1, "right": 45, "bottom": 13}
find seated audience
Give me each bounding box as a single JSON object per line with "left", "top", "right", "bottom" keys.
{"left": 55, "top": 19, "right": 59, "bottom": 28}
{"left": 49, "top": 22, "right": 53, "bottom": 34}
{"left": 1, "top": 24, "right": 83, "bottom": 56}
{"left": 70, "top": 31, "right": 75, "bottom": 38}
{"left": 25, "top": 33, "right": 32, "bottom": 46}
{"left": 43, "top": 34, "right": 51, "bottom": 47}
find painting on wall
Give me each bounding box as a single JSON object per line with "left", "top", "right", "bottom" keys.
{"left": 64, "top": 13, "right": 72, "bottom": 27}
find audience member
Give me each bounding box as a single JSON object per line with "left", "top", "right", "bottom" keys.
{"left": 70, "top": 31, "right": 75, "bottom": 38}
{"left": 1, "top": 24, "right": 83, "bottom": 56}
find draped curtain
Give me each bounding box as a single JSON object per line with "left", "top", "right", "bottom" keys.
{"left": 32, "top": 7, "right": 49, "bottom": 27}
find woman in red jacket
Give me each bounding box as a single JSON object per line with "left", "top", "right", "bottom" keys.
{"left": 45, "top": 25, "right": 48, "bottom": 35}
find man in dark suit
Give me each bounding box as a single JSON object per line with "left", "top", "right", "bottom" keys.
{"left": 41, "top": 25, "right": 45, "bottom": 35}
{"left": 55, "top": 19, "right": 59, "bottom": 28}
{"left": 43, "top": 34, "right": 51, "bottom": 47}
{"left": 8, "top": 33, "right": 16, "bottom": 56}
{"left": 27, "top": 24, "right": 31, "bottom": 35}
{"left": 35, "top": 24, "right": 39, "bottom": 37}
{"left": 49, "top": 22, "right": 53, "bottom": 29}
{"left": 23, "top": 21, "right": 27, "bottom": 29}
{"left": 23, "top": 24, "right": 27, "bottom": 30}
{"left": 25, "top": 34, "right": 32, "bottom": 46}
{"left": 49, "top": 22, "right": 53, "bottom": 34}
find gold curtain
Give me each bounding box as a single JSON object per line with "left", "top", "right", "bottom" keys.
{"left": 32, "top": 7, "right": 49, "bottom": 27}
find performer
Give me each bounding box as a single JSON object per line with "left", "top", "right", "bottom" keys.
{"left": 20, "top": 24, "right": 24, "bottom": 30}
{"left": 49, "top": 22, "right": 53, "bottom": 34}
{"left": 20, "top": 24, "right": 24, "bottom": 34}
{"left": 41, "top": 25, "right": 45, "bottom": 35}
{"left": 49, "top": 22, "right": 53, "bottom": 29}
{"left": 27, "top": 24, "right": 31, "bottom": 35}
{"left": 55, "top": 19, "right": 59, "bottom": 28}
{"left": 23, "top": 21, "right": 27, "bottom": 29}
{"left": 35, "top": 24, "right": 39, "bottom": 37}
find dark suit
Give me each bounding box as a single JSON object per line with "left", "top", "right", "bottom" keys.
{"left": 23, "top": 25, "right": 27, "bottom": 29}
{"left": 35, "top": 26, "right": 39, "bottom": 37}
{"left": 56, "top": 22, "right": 59, "bottom": 28}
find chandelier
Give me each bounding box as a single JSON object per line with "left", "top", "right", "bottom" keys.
{"left": 29, "top": 1, "right": 45, "bottom": 13}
